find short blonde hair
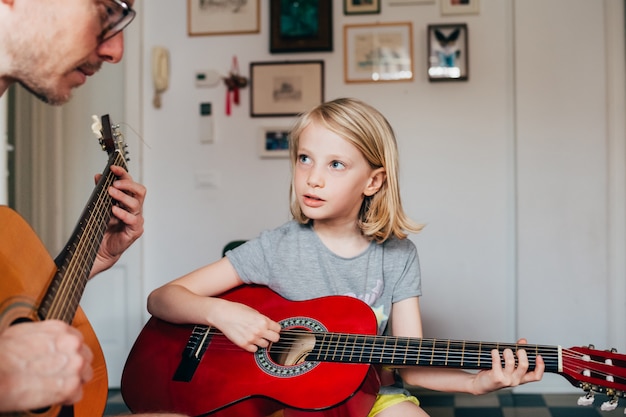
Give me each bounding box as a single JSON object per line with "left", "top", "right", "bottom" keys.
{"left": 288, "top": 98, "right": 423, "bottom": 242}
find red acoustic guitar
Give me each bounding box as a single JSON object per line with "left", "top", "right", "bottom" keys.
{"left": 121, "top": 285, "right": 626, "bottom": 417}
{"left": 0, "top": 115, "right": 128, "bottom": 417}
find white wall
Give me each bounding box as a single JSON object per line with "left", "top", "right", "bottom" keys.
{"left": 57, "top": 0, "right": 624, "bottom": 393}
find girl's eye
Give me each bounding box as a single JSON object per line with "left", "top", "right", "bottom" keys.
{"left": 330, "top": 161, "right": 346, "bottom": 170}
{"left": 298, "top": 154, "right": 311, "bottom": 164}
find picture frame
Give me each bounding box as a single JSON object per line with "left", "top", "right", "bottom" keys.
{"left": 187, "top": 0, "right": 260, "bottom": 36}
{"left": 259, "top": 127, "right": 291, "bottom": 158}
{"left": 440, "top": 0, "right": 480, "bottom": 15}
{"left": 344, "top": 0, "right": 380, "bottom": 15}
{"left": 343, "top": 22, "right": 414, "bottom": 83}
{"left": 250, "top": 61, "right": 324, "bottom": 117}
{"left": 389, "top": 0, "right": 434, "bottom": 5}
{"left": 270, "top": 0, "right": 333, "bottom": 53}
{"left": 427, "top": 23, "right": 469, "bottom": 82}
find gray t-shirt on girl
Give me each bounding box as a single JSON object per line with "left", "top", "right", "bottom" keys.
{"left": 226, "top": 220, "right": 421, "bottom": 336}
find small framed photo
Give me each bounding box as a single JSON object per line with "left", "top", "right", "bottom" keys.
{"left": 259, "top": 127, "right": 290, "bottom": 158}
{"left": 187, "top": 0, "right": 260, "bottom": 36}
{"left": 427, "top": 23, "right": 468, "bottom": 82}
{"left": 344, "top": 0, "right": 380, "bottom": 15}
{"left": 344, "top": 22, "right": 414, "bottom": 83}
{"left": 270, "top": 0, "right": 333, "bottom": 53}
{"left": 250, "top": 61, "right": 324, "bottom": 117}
{"left": 440, "top": 0, "right": 479, "bottom": 15}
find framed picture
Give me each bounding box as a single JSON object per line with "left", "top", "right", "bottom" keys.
{"left": 389, "top": 0, "right": 434, "bottom": 5}
{"left": 259, "top": 127, "right": 291, "bottom": 158}
{"left": 440, "top": 0, "right": 480, "bottom": 15}
{"left": 187, "top": 0, "right": 260, "bottom": 36}
{"left": 343, "top": 22, "right": 414, "bottom": 83}
{"left": 427, "top": 23, "right": 469, "bottom": 81}
{"left": 344, "top": 0, "right": 380, "bottom": 15}
{"left": 250, "top": 61, "right": 324, "bottom": 117}
{"left": 270, "top": 0, "right": 333, "bottom": 53}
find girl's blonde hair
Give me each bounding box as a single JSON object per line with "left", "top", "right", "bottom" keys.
{"left": 289, "top": 97, "right": 423, "bottom": 242}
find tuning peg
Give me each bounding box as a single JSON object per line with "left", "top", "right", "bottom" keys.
{"left": 600, "top": 396, "right": 618, "bottom": 411}
{"left": 577, "top": 391, "right": 594, "bottom": 406}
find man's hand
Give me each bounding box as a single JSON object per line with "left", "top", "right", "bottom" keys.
{"left": 90, "top": 165, "right": 146, "bottom": 277}
{"left": 0, "top": 320, "right": 93, "bottom": 412}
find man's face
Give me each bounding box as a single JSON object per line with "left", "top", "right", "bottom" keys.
{"left": 9, "top": 0, "right": 132, "bottom": 105}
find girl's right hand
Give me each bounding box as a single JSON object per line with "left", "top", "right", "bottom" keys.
{"left": 212, "top": 299, "right": 282, "bottom": 352}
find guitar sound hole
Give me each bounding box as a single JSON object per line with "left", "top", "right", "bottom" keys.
{"left": 268, "top": 329, "right": 315, "bottom": 366}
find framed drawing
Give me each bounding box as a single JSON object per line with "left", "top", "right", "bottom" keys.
{"left": 270, "top": 0, "right": 333, "bottom": 53}
{"left": 250, "top": 61, "right": 324, "bottom": 117}
{"left": 440, "top": 0, "right": 479, "bottom": 15}
{"left": 187, "top": 0, "right": 260, "bottom": 36}
{"left": 259, "top": 127, "right": 290, "bottom": 158}
{"left": 344, "top": 22, "right": 414, "bottom": 83}
{"left": 427, "top": 23, "right": 468, "bottom": 81}
{"left": 344, "top": 0, "right": 380, "bottom": 15}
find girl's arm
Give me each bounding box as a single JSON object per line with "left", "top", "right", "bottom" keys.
{"left": 391, "top": 297, "right": 545, "bottom": 395}
{"left": 147, "top": 257, "right": 282, "bottom": 353}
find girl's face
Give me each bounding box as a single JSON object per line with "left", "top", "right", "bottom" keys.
{"left": 294, "top": 122, "right": 383, "bottom": 227}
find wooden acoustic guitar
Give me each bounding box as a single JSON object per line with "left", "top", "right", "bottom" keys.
{"left": 121, "top": 285, "right": 626, "bottom": 417}
{"left": 0, "top": 115, "right": 128, "bottom": 417}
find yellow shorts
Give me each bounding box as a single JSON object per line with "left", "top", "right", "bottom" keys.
{"left": 367, "top": 393, "right": 421, "bottom": 417}
{"left": 266, "top": 392, "right": 420, "bottom": 417}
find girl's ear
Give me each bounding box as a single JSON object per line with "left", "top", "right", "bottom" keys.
{"left": 364, "top": 168, "right": 386, "bottom": 197}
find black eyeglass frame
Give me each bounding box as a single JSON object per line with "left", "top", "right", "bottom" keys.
{"left": 100, "top": 0, "right": 136, "bottom": 42}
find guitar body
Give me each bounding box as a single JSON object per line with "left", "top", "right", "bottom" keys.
{"left": 122, "top": 285, "right": 380, "bottom": 417}
{"left": 0, "top": 206, "right": 108, "bottom": 417}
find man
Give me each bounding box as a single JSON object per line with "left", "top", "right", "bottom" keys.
{"left": 0, "top": 1, "right": 185, "bottom": 415}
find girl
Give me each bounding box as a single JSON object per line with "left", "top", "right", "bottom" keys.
{"left": 147, "top": 98, "right": 544, "bottom": 417}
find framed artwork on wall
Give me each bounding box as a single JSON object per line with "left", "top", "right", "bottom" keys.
{"left": 259, "top": 127, "right": 291, "bottom": 158}
{"left": 187, "top": 0, "right": 260, "bottom": 36}
{"left": 427, "top": 23, "right": 469, "bottom": 81}
{"left": 270, "top": 0, "right": 333, "bottom": 53}
{"left": 250, "top": 61, "right": 324, "bottom": 117}
{"left": 440, "top": 0, "right": 479, "bottom": 15}
{"left": 344, "top": 0, "right": 380, "bottom": 15}
{"left": 343, "top": 22, "right": 414, "bottom": 83}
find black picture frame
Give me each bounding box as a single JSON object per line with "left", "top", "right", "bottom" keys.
{"left": 427, "top": 23, "right": 469, "bottom": 82}
{"left": 250, "top": 61, "right": 325, "bottom": 117}
{"left": 344, "top": 0, "right": 381, "bottom": 15}
{"left": 270, "top": 0, "right": 333, "bottom": 53}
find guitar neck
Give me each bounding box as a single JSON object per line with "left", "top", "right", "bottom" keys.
{"left": 38, "top": 150, "right": 127, "bottom": 323}
{"left": 306, "top": 332, "right": 561, "bottom": 374}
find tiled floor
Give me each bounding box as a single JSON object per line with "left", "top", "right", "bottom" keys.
{"left": 105, "top": 388, "right": 623, "bottom": 416}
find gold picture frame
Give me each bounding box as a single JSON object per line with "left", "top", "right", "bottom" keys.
{"left": 187, "top": 0, "right": 260, "bottom": 36}
{"left": 343, "top": 22, "right": 414, "bottom": 83}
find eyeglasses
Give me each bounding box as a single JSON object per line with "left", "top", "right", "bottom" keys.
{"left": 100, "top": 0, "right": 136, "bottom": 42}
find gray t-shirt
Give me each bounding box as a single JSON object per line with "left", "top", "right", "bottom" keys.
{"left": 226, "top": 221, "right": 421, "bottom": 335}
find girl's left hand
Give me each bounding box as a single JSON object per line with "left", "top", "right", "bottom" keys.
{"left": 472, "top": 338, "right": 545, "bottom": 394}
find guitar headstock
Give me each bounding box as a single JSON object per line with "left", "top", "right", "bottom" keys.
{"left": 91, "top": 114, "right": 129, "bottom": 162}
{"left": 562, "top": 345, "right": 626, "bottom": 411}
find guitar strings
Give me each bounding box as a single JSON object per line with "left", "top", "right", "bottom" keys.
{"left": 45, "top": 152, "right": 125, "bottom": 323}
{"left": 181, "top": 327, "right": 625, "bottom": 388}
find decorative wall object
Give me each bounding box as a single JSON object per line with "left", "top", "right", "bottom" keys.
{"left": 259, "top": 127, "right": 290, "bottom": 158}
{"left": 427, "top": 23, "right": 469, "bottom": 81}
{"left": 270, "top": 0, "right": 333, "bottom": 53}
{"left": 344, "top": 0, "right": 380, "bottom": 15}
{"left": 187, "top": 0, "right": 260, "bottom": 36}
{"left": 250, "top": 61, "right": 325, "bottom": 117}
{"left": 344, "top": 22, "right": 414, "bottom": 83}
{"left": 440, "top": 0, "right": 480, "bottom": 15}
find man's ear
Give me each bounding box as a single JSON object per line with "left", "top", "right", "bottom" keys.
{"left": 364, "top": 168, "right": 386, "bottom": 197}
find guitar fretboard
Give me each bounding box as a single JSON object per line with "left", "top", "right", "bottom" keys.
{"left": 305, "top": 332, "right": 561, "bottom": 373}
{"left": 38, "top": 150, "right": 127, "bottom": 323}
